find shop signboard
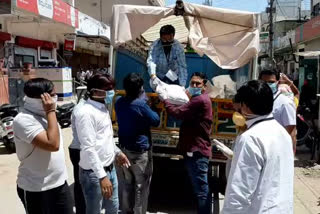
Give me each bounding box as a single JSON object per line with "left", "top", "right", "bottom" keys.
{"left": 15, "top": 0, "right": 79, "bottom": 28}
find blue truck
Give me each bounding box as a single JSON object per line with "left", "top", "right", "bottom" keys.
{"left": 111, "top": 47, "right": 255, "bottom": 210}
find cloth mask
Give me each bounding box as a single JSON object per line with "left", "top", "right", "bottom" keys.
{"left": 267, "top": 82, "right": 278, "bottom": 94}
{"left": 24, "top": 95, "right": 58, "bottom": 117}
{"left": 104, "top": 90, "right": 115, "bottom": 105}
{"left": 161, "top": 41, "right": 174, "bottom": 46}
{"left": 232, "top": 112, "right": 246, "bottom": 127}
{"left": 188, "top": 87, "right": 202, "bottom": 97}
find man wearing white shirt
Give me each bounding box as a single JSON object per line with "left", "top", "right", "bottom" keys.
{"left": 259, "top": 69, "right": 297, "bottom": 152}
{"left": 76, "top": 74, "right": 130, "bottom": 214}
{"left": 222, "top": 80, "right": 294, "bottom": 214}
{"left": 13, "top": 78, "right": 72, "bottom": 214}
{"left": 69, "top": 97, "right": 87, "bottom": 214}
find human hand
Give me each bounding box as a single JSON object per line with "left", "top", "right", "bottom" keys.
{"left": 40, "top": 93, "right": 56, "bottom": 114}
{"left": 280, "top": 73, "right": 293, "bottom": 85}
{"left": 149, "top": 62, "right": 157, "bottom": 76}
{"left": 100, "top": 177, "right": 113, "bottom": 199}
{"left": 116, "top": 152, "right": 131, "bottom": 168}
{"left": 185, "top": 89, "right": 191, "bottom": 99}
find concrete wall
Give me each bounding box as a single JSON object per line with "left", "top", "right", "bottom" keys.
{"left": 304, "top": 38, "right": 320, "bottom": 51}
{"left": 313, "top": 0, "right": 320, "bottom": 6}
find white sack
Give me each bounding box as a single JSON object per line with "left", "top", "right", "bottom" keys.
{"left": 211, "top": 75, "right": 237, "bottom": 99}
{"left": 150, "top": 77, "right": 189, "bottom": 105}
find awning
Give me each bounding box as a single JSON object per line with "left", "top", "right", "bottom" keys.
{"left": 294, "top": 51, "right": 320, "bottom": 57}
{"left": 1, "top": 0, "right": 79, "bottom": 43}
{"left": 15, "top": 36, "right": 57, "bottom": 50}
{"left": 0, "top": 31, "right": 11, "bottom": 41}
{"left": 77, "top": 11, "right": 110, "bottom": 41}
{"left": 111, "top": 3, "right": 260, "bottom": 69}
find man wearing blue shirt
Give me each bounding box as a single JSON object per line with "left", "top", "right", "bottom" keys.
{"left": 147, "top": 25, "right": 188, "bottom": 87}
{"left": 115, "top": 73, "right": 160, "bottom": 214}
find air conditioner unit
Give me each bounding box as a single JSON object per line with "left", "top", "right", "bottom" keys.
{"left": 37, "top": 47, "right": 57, "bottom": 67}
{"left": 38, "top": 59, "right": 57, "bottom": 67}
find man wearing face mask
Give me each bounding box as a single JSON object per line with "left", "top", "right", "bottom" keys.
{"left": 115, "top": 73, "right": 160, "bottom": 214}
{"left": 259, "top": 69, "right": 296, "bottom": 152}
{"left": 222, "top": 80, "right": 294, "bottom": 214}
{"left": 160, "top": 72, "right": 212, "bottom": 214}
{"left": 147, "top": 25, "right": 187, "bottom": 87}
{"left": 13, "top": 78, "right": 73, "bottom": 214}
{"left": 75, "top": 74, "right": 130, "bottom": 214}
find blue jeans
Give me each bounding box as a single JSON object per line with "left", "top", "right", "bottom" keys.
{"left": 79, "top": 167, "right": 119, "bottom": 214}
{"left": 185, "top": 152, "right": 211, "bottom": 214}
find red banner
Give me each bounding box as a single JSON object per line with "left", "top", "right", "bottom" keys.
{"left": 16, "top": 36, "right": 57, "bottom": 50}
{"left": 53, "top": 0, "right": 68, "bottom": 25}
{"left": 64, "top": 34, "right": 76, "bottom": 52}
{"left": 16, "top": 0, "right": 38, "bottom": 14}
{"left": 15, "top": 0, "right": 78, "bottom": 27}
{"left": 0, "top": 32, "right": 11, "bottom": 41}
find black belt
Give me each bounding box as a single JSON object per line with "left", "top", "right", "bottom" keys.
{"left": 82, "top": 163, "right": 114, "bottom": 173}
{"left": 103, "top": 163, "right": 114, "bottom": 172}
{"left": 119, "top": 145, "right": 150, "bottom": 153}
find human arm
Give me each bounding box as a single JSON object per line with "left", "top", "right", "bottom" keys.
{"left": 76, "top": 112, "right": 107, "bottom": 179}
{"left": 281, "top": 102, "right": 297, "bottom": 151}
{"left": 286, "top": 125, "right": 296, "bottom": 152}
{"left": 114, "top": 144, "right": 131, "bottom": 168}
{"left": 147, "top": 42, "right": 158, "bottom": 76}
{"left": 164, "top": 97, "right": 202, "bottom": 120}
{"left": 31, "top": 93, "right": 60, "bottom": 151}
{"left": 176, "top": 44, "right": 187, "bottom": 87}
{"left": 141, "top": 102, "right": 160, "bottom": 127}
{"left": 222, "top": 136, "right": 264, "bottom": 214}
{"left": 76, "top": 112, "right": 115, "bottom": 198}
{"left": 281, "top": 73, "right": 300, "bottom": 99}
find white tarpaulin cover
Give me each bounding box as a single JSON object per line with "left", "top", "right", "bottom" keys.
{"left": 294, "top": 51, "right": 320, "bottom": 57}
{"left": 111, "top": 3, "right": 260, "bottom": 69}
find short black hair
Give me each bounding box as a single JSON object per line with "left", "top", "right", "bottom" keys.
{"left": 123, "top": 73, "right": 144, "bottom": 99}
{"left": 234, "top": 80, "right": 273, "bottom": 115}
{"left": 24, "top": 78, "right": 54, "bottom": 98}
{"left": 259, "top": 69, "right": 280, "bottom": 80}
{"left": 87, "top": 73, "right": 115, "bottom": 95}
{"left": 160, "top": 25, "right": 175, "bottom": 36}
{"left": 191, "top": 72, "right": 208, "bottom": 84}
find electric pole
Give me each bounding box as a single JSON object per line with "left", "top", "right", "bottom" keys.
{"left": 268, "top": 0, "right": 275, "bottom": 61}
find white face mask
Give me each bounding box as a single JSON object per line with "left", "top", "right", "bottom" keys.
{"left": 24, "top": 95, "right": 58, "bottom": 117}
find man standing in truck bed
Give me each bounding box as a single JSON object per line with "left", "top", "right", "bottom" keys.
{"left": 147, "top": 25, "right": 188, "bottom": 87}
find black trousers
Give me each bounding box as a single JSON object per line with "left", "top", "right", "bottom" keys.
{"left": 69, "top": 148, "right": 86, "bottom": 214}
{"left": 17, "top": 182, "right": 73, "bottom": 214}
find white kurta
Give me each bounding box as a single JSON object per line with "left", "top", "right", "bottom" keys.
{"left": 222, "top": 114, "right": 294, "bottom": 214}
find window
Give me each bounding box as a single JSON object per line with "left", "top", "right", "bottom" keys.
{"left": 313, "top": 3, "right": 320, "bottom": 17}
{"left": 14, "top": 55, "right": 35, "bottom": 67}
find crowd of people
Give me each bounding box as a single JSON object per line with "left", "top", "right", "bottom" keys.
{"left": 11, "top": 23, "right": 298, "bottom": 214}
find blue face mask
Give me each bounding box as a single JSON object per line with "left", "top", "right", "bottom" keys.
{"left": 104, "top": 90, "right": 115, "bottom": 105}
{"left": 267, "top": 82, "right": 278, "bottom": 94}
{"left": 188, "top": 87, "right": 202, "bottom": 97}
